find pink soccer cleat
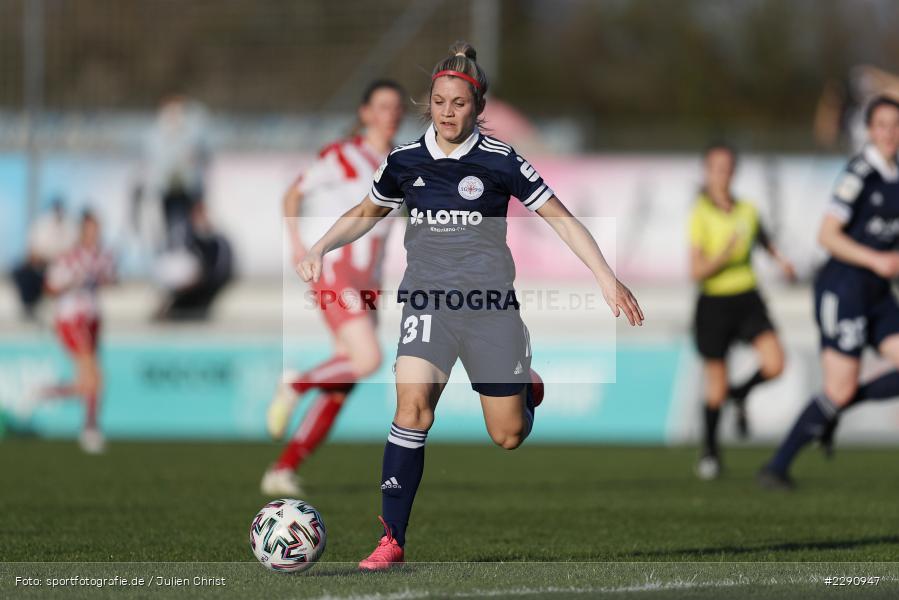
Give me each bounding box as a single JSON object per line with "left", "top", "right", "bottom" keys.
{"left": 529, "top": 368, "right": 544, "bottom": 408}
{"left": 358, "top": 516, "right": 404, "bottom": 571}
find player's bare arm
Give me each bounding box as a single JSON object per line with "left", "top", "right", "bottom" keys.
{"left": 536, "top": 195, "right": 644, "bottom": 326}
{"left": 757, "top": 226, "right": 797, "bottom": 281}
{"left": 764, "top": 245, "right": 797, "bottom": 282}
{"left": 818, "top": 213, "right": 899, "bottom": 278}
{"left": 298, "top": 196, "right": 392, "bottom": 283}
{"left": 282, "top": 183, "right": 307, "bottom": 265}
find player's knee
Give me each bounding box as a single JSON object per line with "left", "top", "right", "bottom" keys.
{"left": 489, "top": 427, "right": 524, "bottom": 450}
{"left": 824, "top": 380, "right": 856, "bottom": 407}
{"left": 77, "top": 369, "right": 96, "bottom": 394}
{"left": 89, "top": 368, "right": 102, "bottom": 390}
{"left": 81, "top": 374, "right": 100, "bottom": 396}
{"left": 492, "top": 434, "right": 523, "bottom": 450}
{"left": 393, "top": 401, "right": 434, "bottom": 432}
{"left": 703, "top": 370, "right": 727, "bottom": 406}
{"left": 760, "top": 356, "right": 785, "bottom": 379}
{"left": 705, "top": 395, "right": 726, "bottom": 409}
{"left": 705, "top": 383, "right": 727, "bottom": 408}
{"left": 761, "top": 362, "right": 784, "bottom": 380}
{"left": 500, "top": 434, "right": 523, "bottom": 450}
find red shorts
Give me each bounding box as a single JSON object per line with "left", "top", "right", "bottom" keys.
{"left": 312, "top": 243, "right": 382, "bottom": 333}
{"left": 56, "top": 316, "right": 100, "bottom": 355}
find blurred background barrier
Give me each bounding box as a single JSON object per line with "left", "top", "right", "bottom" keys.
{"left": 0, "top": 151, "right": 845, "bottom": 281}
{"left": 0, "top": 335, "right": 681, "bottom": 443}
{"left": 3, "top": 326, "right": 898, "bottom": 444}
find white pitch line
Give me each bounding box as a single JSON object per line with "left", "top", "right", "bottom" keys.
{"left": 302, "top": 578, "right": 746, "bottom": 600}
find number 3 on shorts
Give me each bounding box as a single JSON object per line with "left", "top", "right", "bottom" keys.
{"left": 402, "top": 314, "right": 432, "bottom": 344}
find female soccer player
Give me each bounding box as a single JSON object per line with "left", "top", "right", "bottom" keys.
{"left": 261, "top": 80, "right": 406, "bottom": 496}
{"left": 42, "top": 211, "right": 115, "bottom": 454}
{"left": 759, "top": 96, "right": 899, "bottom": 489}
{"left": 688, "top": 143, "right": 795, "bottom": 480}
{"left": 297, "top": 42, "right": 643, "bottom": 570}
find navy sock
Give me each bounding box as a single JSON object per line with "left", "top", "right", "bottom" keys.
{"left": 824, "top": 371, "right": 899, "bottom": 441}
{"left": 850, "top": 370, "right": 899, "bottom": 407}
{"left": 768, "top": 395, "right": 835, "bottom": 474}
{"left": 729, "top": 369, "right": 767, "bottom": 403}
{"left": 523, "top": 383, "right": 535, "bottom": 439}
{"left": 380, "top": 422, "right": 427, "bottom": 547}
{"left": 703, "top": 405, "right": 721, "bottom": 457}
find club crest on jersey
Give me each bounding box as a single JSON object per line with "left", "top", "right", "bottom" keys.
{"left": 458, "top": 176, "right": 484, "bottom": 200}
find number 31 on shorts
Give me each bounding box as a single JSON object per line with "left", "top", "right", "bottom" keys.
{"left": 402, "top": 314, "right": 432, "bottom": 344}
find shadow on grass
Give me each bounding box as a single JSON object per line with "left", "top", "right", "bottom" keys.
{"left": 308, "top": 563, "right": 427, "bottom": 578}
{"left": 312, "top": 478, "right": 702, "bottom": 496}
{"left": 623, "top": 535, "right": 899, "bottom": 559}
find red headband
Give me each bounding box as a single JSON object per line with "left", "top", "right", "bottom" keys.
{"left": 432, "top": 70, "right": 482, "bottom": 91}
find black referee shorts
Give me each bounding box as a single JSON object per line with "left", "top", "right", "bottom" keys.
{"left": 693, "top": 289, "right": 775, "bottom": 360}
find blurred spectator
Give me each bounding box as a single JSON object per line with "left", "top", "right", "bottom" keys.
{"left": 10, "top": 199, "right": 77, "bottom": 319}
{"left": 133, "top": 95, "right": 210, "bottom": 251}
{"left": 815, "top": 66, "right": 899, "bottom": 151}
{"left": 154, "top": 202, "right": 233, "bottom": 321}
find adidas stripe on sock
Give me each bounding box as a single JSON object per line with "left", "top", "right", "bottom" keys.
{"left": 387, "top": 423, "right": 427, "bottom": 449}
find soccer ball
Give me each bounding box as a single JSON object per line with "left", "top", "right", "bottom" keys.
{"left": 249, "top": 498, "right": 326, "bottom": 573}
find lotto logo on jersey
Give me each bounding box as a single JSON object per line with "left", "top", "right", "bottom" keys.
{"left": 458, "top": 176, "right": 484, "bottom": 200}
{"left": 409, "top": 208, "right": 483, "bottom": 227}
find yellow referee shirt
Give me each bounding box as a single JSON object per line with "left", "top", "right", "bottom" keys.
{"left": 688, "top": 194, "right": 759, "bottom": 296}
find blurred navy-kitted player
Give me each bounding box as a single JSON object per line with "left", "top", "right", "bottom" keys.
{"left": 688, "top": 143, "right": 795, "bottom": 480}
{"left": 760, "top": 96, "right": 899, "bottom": 489}
{"left": 298, "top": 41, "right": 643, "bottom": 570}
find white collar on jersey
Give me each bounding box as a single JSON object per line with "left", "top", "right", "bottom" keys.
{"left": 863, "top": 144, "right": 899, "bottom": 182}
{"left": 424, "top": 122, "right": 480, "bottom": 160}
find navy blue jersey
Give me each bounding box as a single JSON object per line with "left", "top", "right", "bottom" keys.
{"left": 370, "top": 124, "right": 554, "bottom": 294}
{"left": 828, "top": 145, "right": 899, "bottom": 254}
{"left": 823, "top": 144, "right": 899, "bottom": 290}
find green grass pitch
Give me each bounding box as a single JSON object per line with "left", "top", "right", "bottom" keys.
{"left": 1, "top": 440, "right": 898, "bottom": 598}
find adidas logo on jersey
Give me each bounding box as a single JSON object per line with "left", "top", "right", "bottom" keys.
{"left": 409, "top": 207, "right": 483, "bottom": 227}
{"left": 381, "top": 477, "right": 401, "bottom": 490}
{"left": 513, "top": 361, "right": 524, "bottom": 375}
{"left": 413, "top": 177, "right": 426, "bottom": 187}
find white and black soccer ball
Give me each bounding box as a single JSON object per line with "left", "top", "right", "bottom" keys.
{"left": 249, "top": 499, "right": 326, "bottom": 573}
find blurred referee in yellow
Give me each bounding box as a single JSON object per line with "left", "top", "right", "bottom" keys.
{"left": 688, "top": 142, "right": 796, "bottom": 480}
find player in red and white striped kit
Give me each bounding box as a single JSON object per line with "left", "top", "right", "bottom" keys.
{"left": 261, "top": 80, "right": 406, "bottom": 496}
{"left": 41, "top": 211, "right": 116, "bottom": 454}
